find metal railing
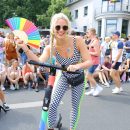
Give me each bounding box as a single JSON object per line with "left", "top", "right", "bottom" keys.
{"left": 95, "top": 4, "right": 130, "bottom": 16}
{"left": 66, "top": 0, "right": 82, "bottom": 6}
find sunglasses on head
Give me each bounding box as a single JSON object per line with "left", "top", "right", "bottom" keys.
{"left": 55, "top": 25, "right": 68, "bottom": 31}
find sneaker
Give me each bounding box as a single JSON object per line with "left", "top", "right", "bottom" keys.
{"left": 93, "top": 85, "right": 103, "bottom": 97}
{"left": 15, "top": 83, "right": 19, "bottom": 90}
{"left": 108, "top": 80, "right": 113, "bottom": 85}
{"left": 85, "top": 88, "right": 94, "bottom": 96}
{"left": 112, "top": 87, "right": 120, "bottom": 94}
{"left": 104, "top": 82, "right": 110, "bottom": 88}
{"left": 10, "top": 84, "right": 15, "bottom": 90}
{"left": 35, "top": 88, "right": 39, "bottom": 92}
{"left": 1, "top": 85, "right": 5, "bottom": 91}
{"left": 120, "top": 87, "right": 123, "bottom": 92}
{"left": 85, "top": 83, "right": 90, "bottom": 90}
{"left": 128, "top": 78, "right": 130, "bottom": 82}
{"left": 3, "top": 103, "right": 10, "bottom": 111}
{"left": 24, "top": 84, "right": 28, "bottom": 89}
{"left": 28, "top": 82, "right": 31, "bottom": 89}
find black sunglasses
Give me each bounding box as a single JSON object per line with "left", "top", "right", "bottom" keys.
{"left": 55, "top": 25, "right": 68, "bottom": 31}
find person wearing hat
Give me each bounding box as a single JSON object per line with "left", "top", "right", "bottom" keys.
{"left": 110, "top": 31, "right": 124, "bottom": 94}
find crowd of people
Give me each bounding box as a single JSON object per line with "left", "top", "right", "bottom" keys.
{"left": 0, "top": 12, "right": 130, "bottom": 130}
{"left": 0, "top": 31, "right": 50, "bottom": 111}
{"left": 84, "top": 29, "right": 130, "bottom": 95}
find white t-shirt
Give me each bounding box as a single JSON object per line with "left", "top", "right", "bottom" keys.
{"left": 101, "top": 42, "right": 109, "bottom": 57}
{"left": 111, "top": 40, "right": 123, "bottom": 62}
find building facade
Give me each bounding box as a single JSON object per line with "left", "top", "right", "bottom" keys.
{"left": 66, "top": 0, "right": 130, "bottom": 38}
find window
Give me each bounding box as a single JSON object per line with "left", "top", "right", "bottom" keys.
{"left": 106, "top": 19, "right": 117, "bottom": 36}
{"left": 84, "top": 6, "right": 88, "bottom": 16}
{"left": 108, "top": 2, "right": 115, "bottom": 12}
{"left": 98, "top": 20, "right": 102, "bottom": 37}
{"left": 83, "top": 26, "right": 87, "bottom": 32}
{"left": 122, "top": 19, "right": 128, "bottom": 37}
{"left": 75, "top": 10, "right": 78, "bottom": 19}
{"left": 69, "top": 0, "right": 73, "bottom": 2}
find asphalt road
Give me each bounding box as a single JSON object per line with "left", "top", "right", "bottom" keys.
{"left": 0, "top": 82, "right": 130, "bottom": 130}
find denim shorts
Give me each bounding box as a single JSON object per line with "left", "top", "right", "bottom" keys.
{"left": 88, "top": 65, "right": 98, "bottom": 74}
{"left": 126, "top": 53, "right": 130, "bottom": 59}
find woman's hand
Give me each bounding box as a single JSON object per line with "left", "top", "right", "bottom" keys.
{"left": 67, "top": 64, "right": 80, "bottom": 72}
{"left": 15, "top": 39, "right": 28, "bottom": 51}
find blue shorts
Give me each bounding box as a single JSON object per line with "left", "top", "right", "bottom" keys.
{"left": 126, "top": 53, "right": 130, "bottom": 59}
{"left": 88, "top": 65, "right": 98, "bottom": 74}
{"left": 112, "top": 61, "right": 121, "bottom": 70}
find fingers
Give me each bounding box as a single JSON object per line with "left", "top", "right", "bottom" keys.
{"left": 67, "top": 65, "right": 78, "bottom": 72}
{"left": 16, "top": 39, "right": 24, "bottom": 44}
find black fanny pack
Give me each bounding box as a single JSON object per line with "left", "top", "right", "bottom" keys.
{"left": 63, "top": 72, "right": 85, "bottom": 86}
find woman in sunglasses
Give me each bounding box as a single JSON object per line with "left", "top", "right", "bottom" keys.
{"left": 16, "top": 13, "right": 92, "bottom": 130}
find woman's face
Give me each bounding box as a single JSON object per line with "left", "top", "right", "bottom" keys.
{"left": 105, "top": 38, "right": 110, "bottom": 43}
{"left": 104, "top": 57, "right": 109, "bottom": 63}
{"left": 86, "top": 30, "right": 92, "bottom": 38}
{"left": 9, "top": 33, "right": 14, "bottom": 40}
{"left": 12, "top": 60, "right": 18, "bottom": 67}
{"left": 54, "top": 19, "right": 68, "bottom": 39}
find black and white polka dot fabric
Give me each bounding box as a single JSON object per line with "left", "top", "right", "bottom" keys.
{"left": 48, "top": 37, "right": 85, "bottom": 129}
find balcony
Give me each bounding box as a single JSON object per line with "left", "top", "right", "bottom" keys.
{"left": 66, "top": 0, "right": 82, "bottom": 6}
{"left": 95, "top": 3, "right": 130, "bottom": 18}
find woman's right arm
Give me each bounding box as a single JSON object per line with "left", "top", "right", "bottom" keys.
{"left": 16, "top": 40, "right": 50, "bottom": 63}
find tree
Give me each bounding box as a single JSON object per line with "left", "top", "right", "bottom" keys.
{"left": 0, "top": 0, "right": 50, "bottom": 27}
{"left": 36, "top": 0, "right": 71, "bottom": 28}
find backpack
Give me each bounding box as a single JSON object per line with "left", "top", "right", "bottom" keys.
{"left": 105, "top": 42, "right": 112, "bottom": 56}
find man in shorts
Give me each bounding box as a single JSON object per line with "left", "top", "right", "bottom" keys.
{"left": 110, "top": 31, "right": 123, "bottom": 94}
{"left": 85, "top": 28, "right": 103, "bottom": 96}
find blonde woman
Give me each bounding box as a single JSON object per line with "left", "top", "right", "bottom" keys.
{"left": 4, "top": 32, "right": 18, "bottom": 65}
{"left": 22, "top": 61, "right": 35, "bottom": 88}
{"left": 100, "top": 36, "right": 111, "bottom": 64}
{"left": 7, "top": 59, "right": 21, "bottom": 90}
{"left": 16, "top": 13, "right": 92, "bottom": 130}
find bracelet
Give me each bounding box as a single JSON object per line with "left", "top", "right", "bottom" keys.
{"left": 24, "top": 49, "right": 29, "bottom": 53}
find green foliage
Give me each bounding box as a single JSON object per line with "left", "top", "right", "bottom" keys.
{"left": 0, "top": 0, "right": 50, "bottom": 27}
{"left": 0, "top": 0, "right": 71, "bottom": 28}
{"left": 36, "top": 0, "right": 71, "bottom": 28}
{"left": 61, "top": 7, "right": 72, "bottom": 20}
{"left": 121, "top": 33, "right": 127, "bottom": 38}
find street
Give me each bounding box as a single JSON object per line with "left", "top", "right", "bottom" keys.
{"left": 0, "top": 82, "right": 130, "bottom": 130}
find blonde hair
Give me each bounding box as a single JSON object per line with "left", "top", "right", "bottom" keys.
{"left": 8, "top": 32, "right": 14, "bottom": 38}
{"left": 49, "top": 13, "right": 71, "bottom": 63}
{"left": 88, "top": 28, "right": 96, "bottom": 35}
{"left": 105, "top": 36, "right": 111, "bottom": 42}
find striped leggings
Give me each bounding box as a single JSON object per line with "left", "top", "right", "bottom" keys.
{"left": 48, "top": 74, "right": 84, "bottom": 130}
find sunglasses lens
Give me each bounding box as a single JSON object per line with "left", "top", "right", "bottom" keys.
{"left": 55, "top": 25, "right": 60, "bottom": 31}
{"left": 55, "top": 25, "right": 68, "bottom": 31}
{"left": 63, "top": 26, "right": 68, "bottom": 31}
